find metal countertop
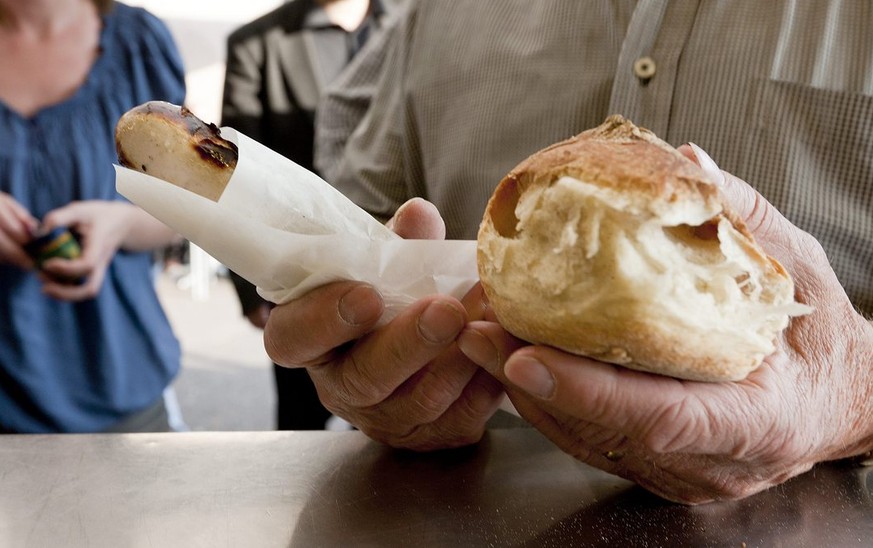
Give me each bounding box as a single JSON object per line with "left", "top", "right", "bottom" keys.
{"left": 1, "top": 428, "right": 871, "bottom": 547}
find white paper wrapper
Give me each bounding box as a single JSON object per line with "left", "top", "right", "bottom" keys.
{"left": 115, "top": 128, "right": 479, "bottom": 320}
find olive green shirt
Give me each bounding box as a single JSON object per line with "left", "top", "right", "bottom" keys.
{"left": 317, "top": 0, "right": 873, "bottom": 314}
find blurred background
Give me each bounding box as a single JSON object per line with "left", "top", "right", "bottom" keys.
{"left": 128, "top": 0, "right": 284, "bottom": 122}
{"left": 127, "top": 0, "right": 287, "bottom": 431}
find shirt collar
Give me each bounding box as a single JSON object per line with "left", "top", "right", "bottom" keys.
{"left": 303, "top": 0, "right": 384, "bottom": 31}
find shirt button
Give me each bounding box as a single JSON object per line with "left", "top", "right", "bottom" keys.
{"left": 633, "top": 56, "right": 656, "bottom": 80}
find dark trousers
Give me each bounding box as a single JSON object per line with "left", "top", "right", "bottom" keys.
{"left": 274, "top": 364, "right": 331, "bottom": 430}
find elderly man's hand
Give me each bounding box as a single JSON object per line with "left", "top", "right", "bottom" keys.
{"left": 264, "top": 198, "right": 505, "bottom": 451}
{"left": 458, "top": 145, "right": 873, "bottom": 504}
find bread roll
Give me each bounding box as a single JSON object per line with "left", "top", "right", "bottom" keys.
{"left": 115, "top": 101, "right": 237, "bottom": 201}
{"left": 477, "top": 115, "right": 811, "bottom": 382}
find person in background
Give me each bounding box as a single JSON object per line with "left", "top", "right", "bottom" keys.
{"left": 0, "top": 0, "right": 186, "bottom": 433}
{"left": 264, "top": 0, "right": 873, "bottom": 503}
{"left": 220, "top": 0, "right": 404, "bottom": 430}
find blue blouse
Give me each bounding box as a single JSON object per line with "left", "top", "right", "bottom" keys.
{"left": 0, "top": 4, "right": 185, "bottom": 432}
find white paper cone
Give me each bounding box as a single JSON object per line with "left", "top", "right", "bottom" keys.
{"left": 115, "top": 128, "right": 479, "bottom": 320}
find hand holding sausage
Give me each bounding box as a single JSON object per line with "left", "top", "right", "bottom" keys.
{"left": 264, "top": 199, "right": 506, "bottom": 451}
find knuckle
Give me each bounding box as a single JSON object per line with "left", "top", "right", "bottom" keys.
{"left": 639, "top": 398, "right": 702, "bottom": 454}
{"left": 751, "top": 421, "right": 809, "bottom": 464}
{"left": 408, "top": 389, "right": 448, "bottom": 424}
{"left": 407, "top": 372, "right": 457, "bottom": 423}
{"left": 432, "top": 421, "right": 486, "bottom": 450}
{"left": 314, "top": 386, "right": 343, "bottom": 416}
{"left": 263, "top": 318, "right": 315, "bottom": 367}
{"left": 263, "top": 326, "right": 291, "bottom": 365}
{"left": 395, "top": 424, "right": 482, "bottom": 452}
{"left": 590, "top": 429, "right": 629, "bottom": 452}
{"left": 430, "top": 431, "right": 482, "bottom": 451}
{"left": 335, "top": 355, "right": 396, "bottom": 407}
{"left": 451, "top": 393, "right": 492, "bottom": 430}
{"left": 360, "top": 420, "right": 417, "bottom": 448}
{"left": 699, "top": 471, "right": 763, "bottom": 502}
{"left": 453, "top": 372, "right": 504, "bottom": 424}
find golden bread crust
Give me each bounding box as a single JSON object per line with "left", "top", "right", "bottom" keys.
{"left": 477, "top": 115, "right": 806, "bottom": 382}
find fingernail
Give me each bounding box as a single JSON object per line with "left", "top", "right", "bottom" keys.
{"left": 418, "top": 301, "right": 464, "bottom": 344}
{"left": 505, "top": 356, "right": 555, "bottom": 400}
{"left": 688, "top": 142, "right": 724, "bottom": 187}
{"left": 386, "top": 199, "right": 413, "bottom": 231}
{"left": 457, "top": 329, "right": 498, "bottom": 372}
{"left": 338, "top": 285, "right": 384, "bottom": 326}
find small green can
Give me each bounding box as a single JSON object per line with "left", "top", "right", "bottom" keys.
{"left": 25, "top": 227, "right": 83, "bottom": 284}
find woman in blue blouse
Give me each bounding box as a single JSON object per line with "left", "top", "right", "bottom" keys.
{"left": 0, "top": 0, "right": 186, "bottom": 432}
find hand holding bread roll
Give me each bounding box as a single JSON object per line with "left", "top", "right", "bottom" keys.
{"left": 476, "top": 115, "right": 812, "bottom": 382}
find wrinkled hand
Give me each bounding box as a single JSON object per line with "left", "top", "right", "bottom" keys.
{"left": 264, "top": 198, "right": 505, "bottom": 451}
{"left": 38, "top": 200, "right": 139, "bottom": 301}
{"left": 0, "top": 192, "right": 38, "bottom": 269}
{"left": 458, "top": 144, "right": 873, "bottom": 504}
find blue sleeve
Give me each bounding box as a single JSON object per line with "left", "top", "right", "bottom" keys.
{"left": 93, "top": 4, "right": 187, "bottom": 203}
{"left": 102, "top": 3, "right": 185, "bottom": 108}
{"left": 121, "top": 5, "right": 187, "bottom": 107}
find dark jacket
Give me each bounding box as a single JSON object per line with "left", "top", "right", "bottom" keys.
{"left": 221, "top": 0, "right": 402, "bottom": 314}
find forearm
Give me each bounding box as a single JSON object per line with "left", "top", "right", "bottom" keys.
{"left": 120, "top": 204, "right": 180, "bottom": 251}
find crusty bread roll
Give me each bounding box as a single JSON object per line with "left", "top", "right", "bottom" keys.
{"left": 115, "top": 101, "right": 238, "bottom": 201}
{"left": 477, "top": 115, "right": 811, "bottom": 382}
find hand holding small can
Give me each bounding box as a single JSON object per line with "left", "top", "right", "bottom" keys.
{"left": 24, "top": 226, "right": 83, "bottom": 284}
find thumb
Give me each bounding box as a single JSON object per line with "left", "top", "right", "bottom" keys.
{"left": 679, "top": 146, "right": 839, "bottom": 309}
{"left": 680, "top": 143, "right": 796, "bottom": 253}
{"left": 40, "top": 202, "right": 81, "bottom": 232}
{"left": 385, "top": 197, "right": 446, "bottom": 240}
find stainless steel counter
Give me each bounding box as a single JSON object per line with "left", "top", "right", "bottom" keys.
{"left": 1, "top": 428, "right": 871, "bottom": 547}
